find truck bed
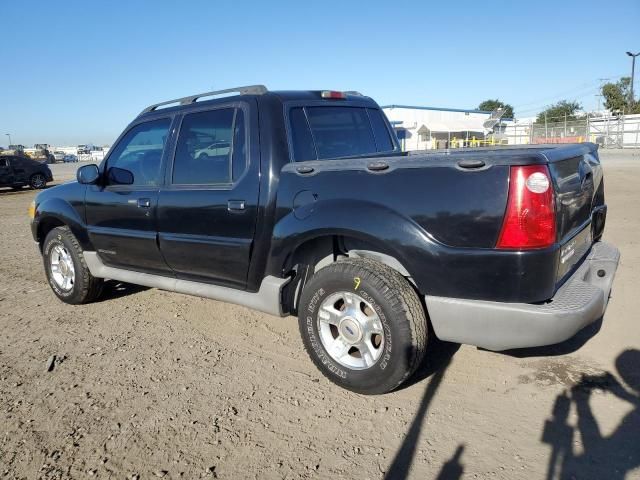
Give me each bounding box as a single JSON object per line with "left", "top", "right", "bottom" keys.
{"left": 274, "top": 143, "right": 603, "bottom": 304}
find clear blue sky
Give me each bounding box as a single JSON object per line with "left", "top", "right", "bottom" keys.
{"left": 1, "top": 0, "right": 638, "bottom": 147}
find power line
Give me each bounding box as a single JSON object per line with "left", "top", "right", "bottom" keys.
{"left": 515, "top": 87, "right": 602, "bottom": 115}
{"left": 511, "top": 74, "right": 627, "bottom": 116}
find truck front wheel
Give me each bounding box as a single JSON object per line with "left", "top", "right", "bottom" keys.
{"left": 297, "top": 258, "right": 427, "bottom": 394}
{"left": 43, "top": 226, "right": 103, "bottom": 304}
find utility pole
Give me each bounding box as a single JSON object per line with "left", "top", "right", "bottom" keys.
{"left": 596, "top": 78, "right": 609, "bottom": 112}
{"left": 544, "top": 112, "right": 548, "bottom": 140}
{"left": 627, "top": 51, "right": 639, "bottom": 105}
{"left": 5, "top": 133, "right": 11, "bottom": 146}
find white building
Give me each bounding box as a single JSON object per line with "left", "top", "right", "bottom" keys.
{"left": 382, "top": 105, "right": 513, "bottom": 150}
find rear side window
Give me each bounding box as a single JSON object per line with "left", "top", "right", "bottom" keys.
{"left": 173, "top": 108, "right": 248, "bottom": 185}
{"left": 289, "top": 106, "right": 395, "bottom": 161}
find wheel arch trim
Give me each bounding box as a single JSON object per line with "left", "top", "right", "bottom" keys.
{"left": 34, "top": 198, "right": 92, "bottom": 251}
{"left": 268, "top": 199, "right": 434, "bottom": 289}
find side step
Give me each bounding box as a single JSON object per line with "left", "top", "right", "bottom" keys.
{"left": 83, "top": 252, "right": 289, "bottom": 317}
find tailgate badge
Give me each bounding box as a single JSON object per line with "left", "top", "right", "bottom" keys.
{"left": 560, "top": 240, "right": 576, "bottom": 264}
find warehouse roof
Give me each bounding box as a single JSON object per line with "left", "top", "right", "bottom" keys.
{"left": 382, "top": 104, "right": 514, "bottom": 122}
{"left": 382, "top": 104, "right": 493, "bottom": 114}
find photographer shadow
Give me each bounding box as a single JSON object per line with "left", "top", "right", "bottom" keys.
{"left": 542, "top": 349, "right": 640, "bottom": 480}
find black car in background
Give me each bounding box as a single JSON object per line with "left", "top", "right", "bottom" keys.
{"left": 0, "top": 155, "right": 53, "bottom": 189}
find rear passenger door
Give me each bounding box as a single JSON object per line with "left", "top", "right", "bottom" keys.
{"left": 157, "top": 101, "right": 259, "bottom": 289}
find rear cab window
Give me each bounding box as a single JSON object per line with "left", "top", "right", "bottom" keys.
{"left": 288, "top": 105, "right": 397, "bottom": 162}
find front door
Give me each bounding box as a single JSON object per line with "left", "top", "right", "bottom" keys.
{"left": 157, "top": 103, "right": 259, "bottom": 289}
{"left": 85, "top": 117, "right": 174, "bottom": 274}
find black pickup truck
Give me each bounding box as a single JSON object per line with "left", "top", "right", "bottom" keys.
{"left": 30, "top": 86, "right": 620, "bottom": 394}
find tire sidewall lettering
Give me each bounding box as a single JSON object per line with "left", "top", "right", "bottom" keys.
{"left": 305, "top": 287, "right": 348, "bottom": 379}
{"left": 305, "top": 279, "right": 395, "bottom": 379}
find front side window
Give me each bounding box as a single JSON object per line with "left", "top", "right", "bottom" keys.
{"left": 289, "top": 106, "right": 396, "bottom": 161}
{"left": 172, "top": 108, "right": 245, "bottom": 185}
{"left": 106, "top": 118, "right": 171, "bottom": 186}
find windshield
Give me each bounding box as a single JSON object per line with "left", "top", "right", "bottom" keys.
{"left": 289, "top": 106, "right": 396, "bottom": 161}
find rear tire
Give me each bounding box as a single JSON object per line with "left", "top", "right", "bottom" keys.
{"left": 43, "top": 226, "right": 103, "bottom": 304}
{"left": 297, "top": 258, "right": 427, "bottom": 394}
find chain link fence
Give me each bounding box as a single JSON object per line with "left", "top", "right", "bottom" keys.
{"left": 504, "top": 114, "right": 640, "bottom": 148}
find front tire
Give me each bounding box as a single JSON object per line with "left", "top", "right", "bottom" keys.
{"left": 43, "top": 226, "right": 103, "bottom": 304}
{"left": 297, "top": 258, "right": 427, "bottom": 394}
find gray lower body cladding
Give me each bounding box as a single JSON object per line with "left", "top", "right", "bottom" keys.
{"left": 425, "top": 241, "right": 620, "bottom": 351}
{"left": 82, "top": 252, "right": 289, "bottom": 317}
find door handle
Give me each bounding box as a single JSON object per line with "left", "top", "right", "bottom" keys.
{"left": 137, "top": 198, "right": 151, "bottom": 208}
{"left": 227, "top": 200, "right": 245, "bottom": 212}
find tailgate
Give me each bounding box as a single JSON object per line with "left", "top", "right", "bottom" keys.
{"left": 544, "top": 144, "right": 604, "bottom": 283}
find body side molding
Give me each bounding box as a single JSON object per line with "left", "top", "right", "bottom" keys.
{"left": 83, "top": 252, "right": 289, "bottom": 316}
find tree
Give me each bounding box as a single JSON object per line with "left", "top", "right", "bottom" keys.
{"left": 601, "top": 77, "right": 640, "bottom": 114}
{"left": 535, "top": 100, "right": 582, "bottom": 124}
{"left": 478, "top": 99, "right": 514, "bottom": 119}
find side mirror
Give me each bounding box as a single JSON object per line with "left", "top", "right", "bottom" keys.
{"left": 77, "top": 164, "right": 100, "bottom": 184}
{"left": 107, "top": 167, "right": 134, "bottom": 185}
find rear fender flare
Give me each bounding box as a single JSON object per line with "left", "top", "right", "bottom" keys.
{"left": 268, "top": 199, "right": 435, "bottom": 288}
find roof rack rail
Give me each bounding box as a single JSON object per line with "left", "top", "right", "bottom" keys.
{"left": 344, "top": 91, "right": 364, "bottom": 96}
{"left": 140, "top": 85, "right": 268, "bottom": 115}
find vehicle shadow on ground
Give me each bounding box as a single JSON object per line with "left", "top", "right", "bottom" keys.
{"left": 402, "top": 335, "right": 460, "bottom": 389}
{"left": 541, "top": 349, "right": 640, "bottom": 480}
{"left": 97, "top": 280, "right": 149, "bottom": 302}
{"left": 384, "top": 339, "right": 460, "bottom": 479}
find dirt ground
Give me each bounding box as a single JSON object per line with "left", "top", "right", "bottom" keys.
{"left": 1, "top": 151, "right": 638, "bottom": 480}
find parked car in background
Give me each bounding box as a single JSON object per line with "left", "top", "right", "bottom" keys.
{"left": 0, "top": 155, "right": 53, "bottom": 189}
{"left": 53, "top": 151, "right": 65, "bottom": 162}
{"left": 63, "top": 154, "right": 78, "bottom": 163}
{"left": 195, "top": 141, "right": 231, "bottom": 159}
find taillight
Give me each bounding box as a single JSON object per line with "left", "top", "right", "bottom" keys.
{"left": 497, "top": 165, "right": 556, "bottom": 249}
{"left": 321, "top": 90, "right": 347, "bottom": 99}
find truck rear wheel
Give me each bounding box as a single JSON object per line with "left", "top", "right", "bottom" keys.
{"left": 43, "top": 226, "right": 103, "bottom": 304}
{"left": 297, "top": 258, "right": 427, "bottom": 394}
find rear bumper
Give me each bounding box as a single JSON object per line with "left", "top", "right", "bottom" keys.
{"left": 425, "top": 241, "right": 620, "bottom": 351}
